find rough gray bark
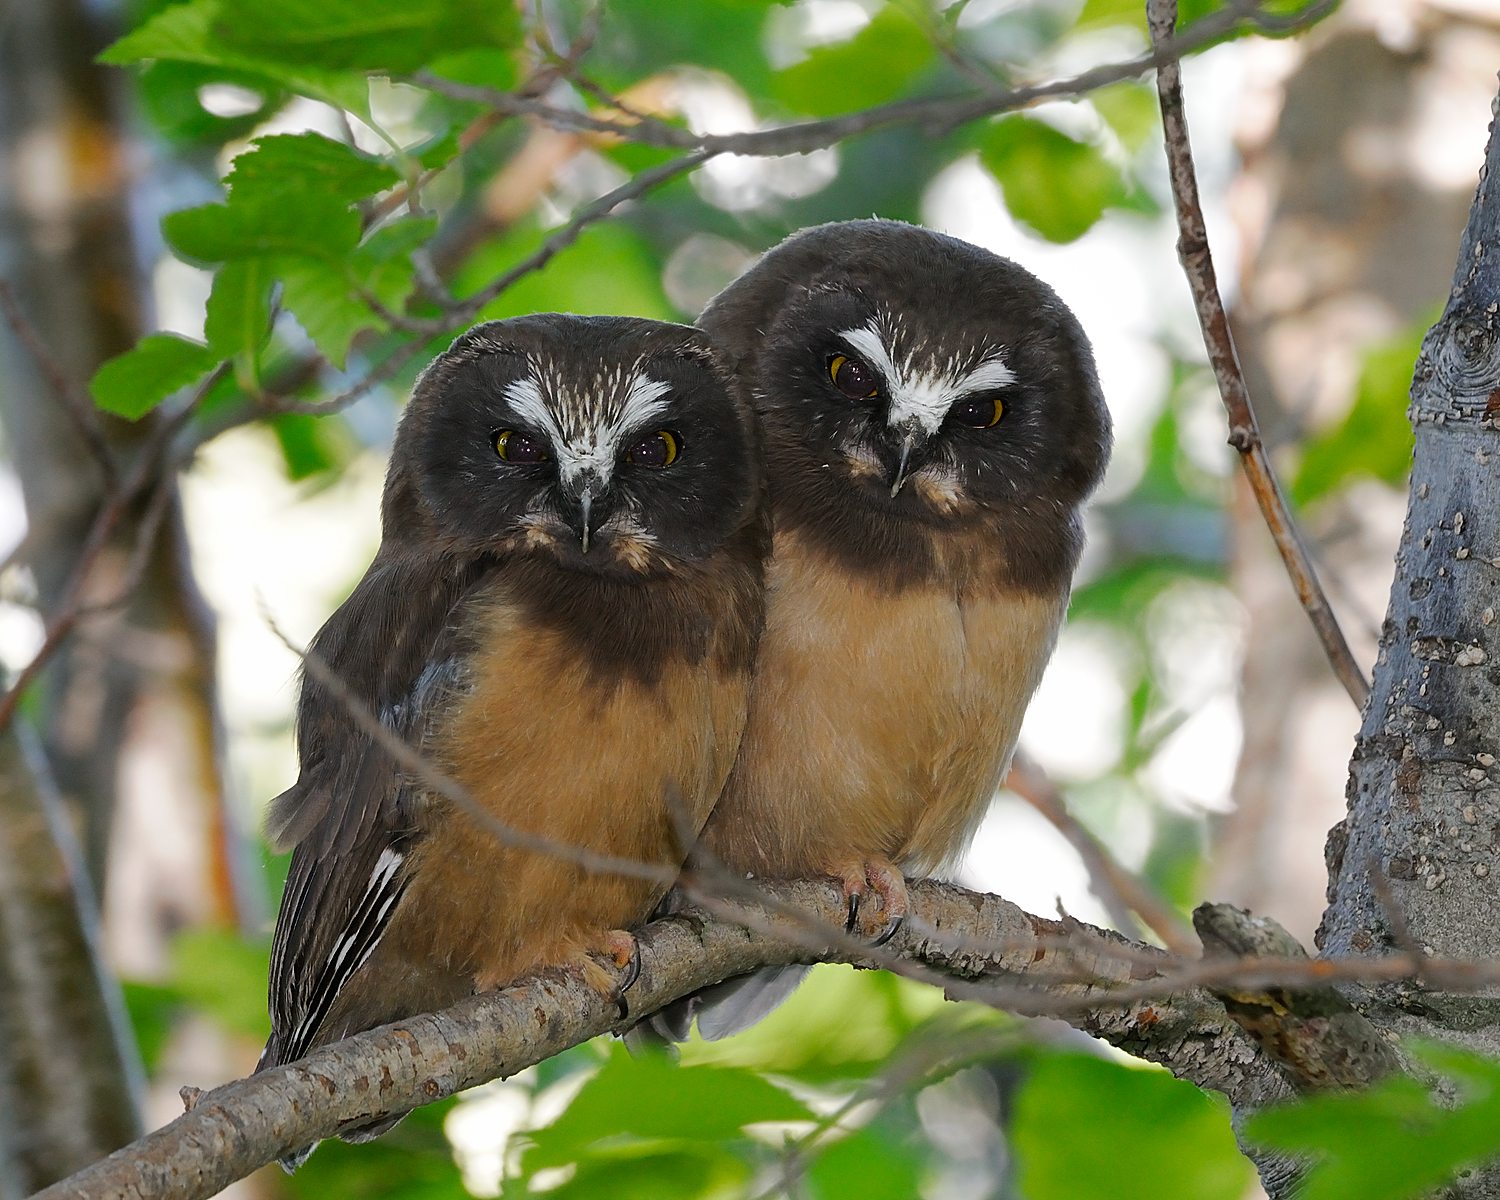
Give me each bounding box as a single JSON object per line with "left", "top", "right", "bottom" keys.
{"left": 0, "top": 728, "right": 141, "bottom": 1196}
{"left": 1319, "top": 83, "right": 1500, "bottom": 1199}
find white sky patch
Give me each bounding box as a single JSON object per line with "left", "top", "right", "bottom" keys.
{"left": 502, "top": 371, "right": 671, "bottom": 488}
{"left": 837, "top": 322, "right": 1015, "bottom": 436}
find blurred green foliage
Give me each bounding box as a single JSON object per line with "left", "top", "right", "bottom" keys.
{"left": 93, "top": 1, "right": 1492, "bottom": 1198}
{"left": 1013, "top": 1054, "right": 1251, "bottom": 1200}
{"left": 1293, "top": 314, "right": 1431, "bottom": 505}
{"left": 1247, "top": 1042, "right": 1500, "bottom": 1200}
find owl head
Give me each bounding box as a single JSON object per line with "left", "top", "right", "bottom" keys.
{"left": 699, "top": 220, "right": 1111, "bottom": 590}
{"left": 388, "top": 314, "right": 762, "bottom": 578}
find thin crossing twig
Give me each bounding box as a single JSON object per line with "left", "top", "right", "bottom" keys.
{"left": 1147, "top": 0, "right": 1370, "bottom": 710}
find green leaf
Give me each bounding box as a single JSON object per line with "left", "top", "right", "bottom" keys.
{"left": 273, "top": 217, "right": 431, "bottom": 368}
{"left": 773, "top": 6, "right": 937, "bottom": 118}
{"left": 165, "top": 193, "right": 361, "bottom": 265}
{"left": 979, "top": 115, "right": 1126, "bottom": 243}
{"left": 89, "top": 333, "right": 218, "bottom": 420}
{"left": 99, "top": 0, "right": 373, "bottom": 118}
{"left": 170, "top": 928, "right": 271, "bottom": 1042}
{"left": 1246, "top": 1042, "right": 1500, "bottom": 1200}
{"left": 275, "top": 257, "right": 377, "bottom": 368}
{"left": 426, "top": 47, "right": 518, "bottom": 92}
{"left": 454, "top": 221, "right": 674, "bottom": 323}
{"left": 211, "top": 0, "right": 524, "bottom": 73}
{"left": 283, "top": 1096, "right": 470, "bottom": 1199}
{"left": 268, "top": 412, "right": 361, "bottom": 480}
{"left": 135, "top": 60, "right": 282, "bottom": 146}
{"left": 545, "top": 1146, "right": 746, "bottom": 1200}
{"left": 1293, "top": 315, "right": 1429, "bottom": 505}
{"left": 591, "top": 0, "right": 779, "bottom": 101}
{"left": 204, "top": 258, "right": 273, "bottom": 360}
{"left": 1092, "top": 82, "right": 1159, "bottom": 152}
{"left": 121, "top": 981, "right": 182, "bottom": 1076}
{"left": 807, "top": 1126, "right": 924, "bottom": 1200}
{"left": 1013, "top": 1053, "right": 1251, "bottom": 1200}
{"left": 225, "top": 133, "right": 398, "bottom": 207}
{"left": 522, "top": 1043, "right": 812, "bottom": 1172}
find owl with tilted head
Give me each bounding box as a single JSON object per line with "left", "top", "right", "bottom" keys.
{"left": 648, "top": 219, "right": 1111, "bottom": 1041}
{"left": 260, "top": 313, "right": 766, "bottom": 1163}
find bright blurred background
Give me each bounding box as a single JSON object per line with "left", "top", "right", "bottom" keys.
{"left": 1, "top": 0, "right": 1497, "bottom": 1196}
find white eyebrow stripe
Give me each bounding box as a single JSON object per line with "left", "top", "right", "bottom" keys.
{"left": 838, "top": 322, "right": 1015, "bottom": 437}
{"left": 503, "top": 369, "right": 672, "bottom": 487}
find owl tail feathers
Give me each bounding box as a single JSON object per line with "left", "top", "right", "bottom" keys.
{"left": 636, "top": 964, "right": 812, "bottom": 1046}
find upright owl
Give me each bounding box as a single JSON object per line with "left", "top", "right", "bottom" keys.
{"left": 659, "top": 219, "right": 1111, "bottom": 1038}
{"left": 259, "top": 315, "right": 766, "bottom": 1137}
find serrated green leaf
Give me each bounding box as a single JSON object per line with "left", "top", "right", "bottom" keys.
{"left": 89, "top": 333, "right": 218, "bottom": 420}
{"left": 99, "top": 0, "right": 372, "bottom": 118}
{"left": 211, "top": 0, "right": 524, "bottom": 74}
{"left": 774, "top": 6, "right": 936, "bottom": 118}
{"left": 979, "top": 115, "right": 1126, "bottom": 243}
{"left": 807, "top": 1126, "right": 923, "bottom": 1200}
{"left": 521, "top": 1043, "right": 812, "bottom": 1172}
{"left": 204, "top": 258, "right": 273, "bottom": 360}
{"left": 275, "top": 256, "right": 377, "bottom": 368}
{"left": 1293, "top": 315, "right": 1429, "bottom": 505}
{"left": 165, "top": 194, "right": 360, "bottom": 265}
{"left": 1013, "top": 1053, "right": 1251, "bottom": 1200}
{"left": 226, "top": 133, "right": 398, "bottom": 207}
{"left": 1246, "top": 1042, "right": 1500, "bottom": 1200}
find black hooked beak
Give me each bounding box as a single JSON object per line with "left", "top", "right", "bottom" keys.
{"left": 563, "top": 468, "right": 608, "bottom": 553}
{"left": 887, "top": 425, "right": 930, "bottom": 497}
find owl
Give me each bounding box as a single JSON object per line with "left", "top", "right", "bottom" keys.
{"left": 259, "top": 314, "right": 766, "bottom": 1149}
{"left": 657, "top": 219, "right": 1111, "bottom": 1038}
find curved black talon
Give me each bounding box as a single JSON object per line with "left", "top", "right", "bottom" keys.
{"left": 845, "top": 893, "right": 860, "bottom": 934}
{"left": 871, "top": 914, "right": 904, "bottom": 948}
{"left": 613, "top": 937, "right": 643, "bottom": 1019}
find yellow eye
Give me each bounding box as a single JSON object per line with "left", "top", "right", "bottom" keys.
{"left": 494, "top": 430, "right": 549, "bottom": 462}
{"left": 625, "top": 430, "right": 678, "bottom": 468}
{"left": 829, "top": 354, "right": 879, "bottom": 399}
{"left": 950, "top": 396, "right": 1004, "bottom": 428}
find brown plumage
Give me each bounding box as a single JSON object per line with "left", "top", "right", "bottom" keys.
{"left": 653, "top": 220, "right": 1110, "bottom": 1040}
{"left": 260, "top": 314, "right": 766, "bottom": 1149}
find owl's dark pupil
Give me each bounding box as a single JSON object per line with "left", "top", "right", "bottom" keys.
{"left": 951, "top": 396, "right": 1003, "bottom": 428}
{"left": 625, "top": 430, "right": 679, "bottom": 469}
{"left": 495, "top": 430, "right": 548, "bottom": 462}
{"left": 830, "top": 355, "right": 878, "bottom": 400}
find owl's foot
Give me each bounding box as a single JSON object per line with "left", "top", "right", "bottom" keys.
{"left": 574, "top": 930, "right": 642, "bottom": 1020}
{"left": 830, "top": 860, "right": 908, "bottom": 945}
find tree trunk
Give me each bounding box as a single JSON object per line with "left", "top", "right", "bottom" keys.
{"left": 1319, "top": 76, "right": 1500, "bottom": 1200}
{"left": 0, "top": 726, "right": 142, "bottom": 1196}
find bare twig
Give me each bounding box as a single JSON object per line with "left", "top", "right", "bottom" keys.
{"left": 0, "top": 279, "right": 117, "bottom": 491}
{"left": 1005, "top": 751, "right": 1199, "bottom": 953}
{"left": 1147, "top": 0, "right": 1368, "bottom": 710}
{"left": 415, "top": 1, "right": 1334, "bottom": 161}
{"left": 0, "top": 364, "right": 229, "bottom": 735}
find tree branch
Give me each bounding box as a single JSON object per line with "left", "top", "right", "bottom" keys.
{"left": 33, "top": 877, "right": 1297, "bottom": 1200}
{"left": 1005, "top": 750, "right": 1198, "bottom": 953}
{"left": 1147, "top": 0, "right": 1369, "bottom": 710}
